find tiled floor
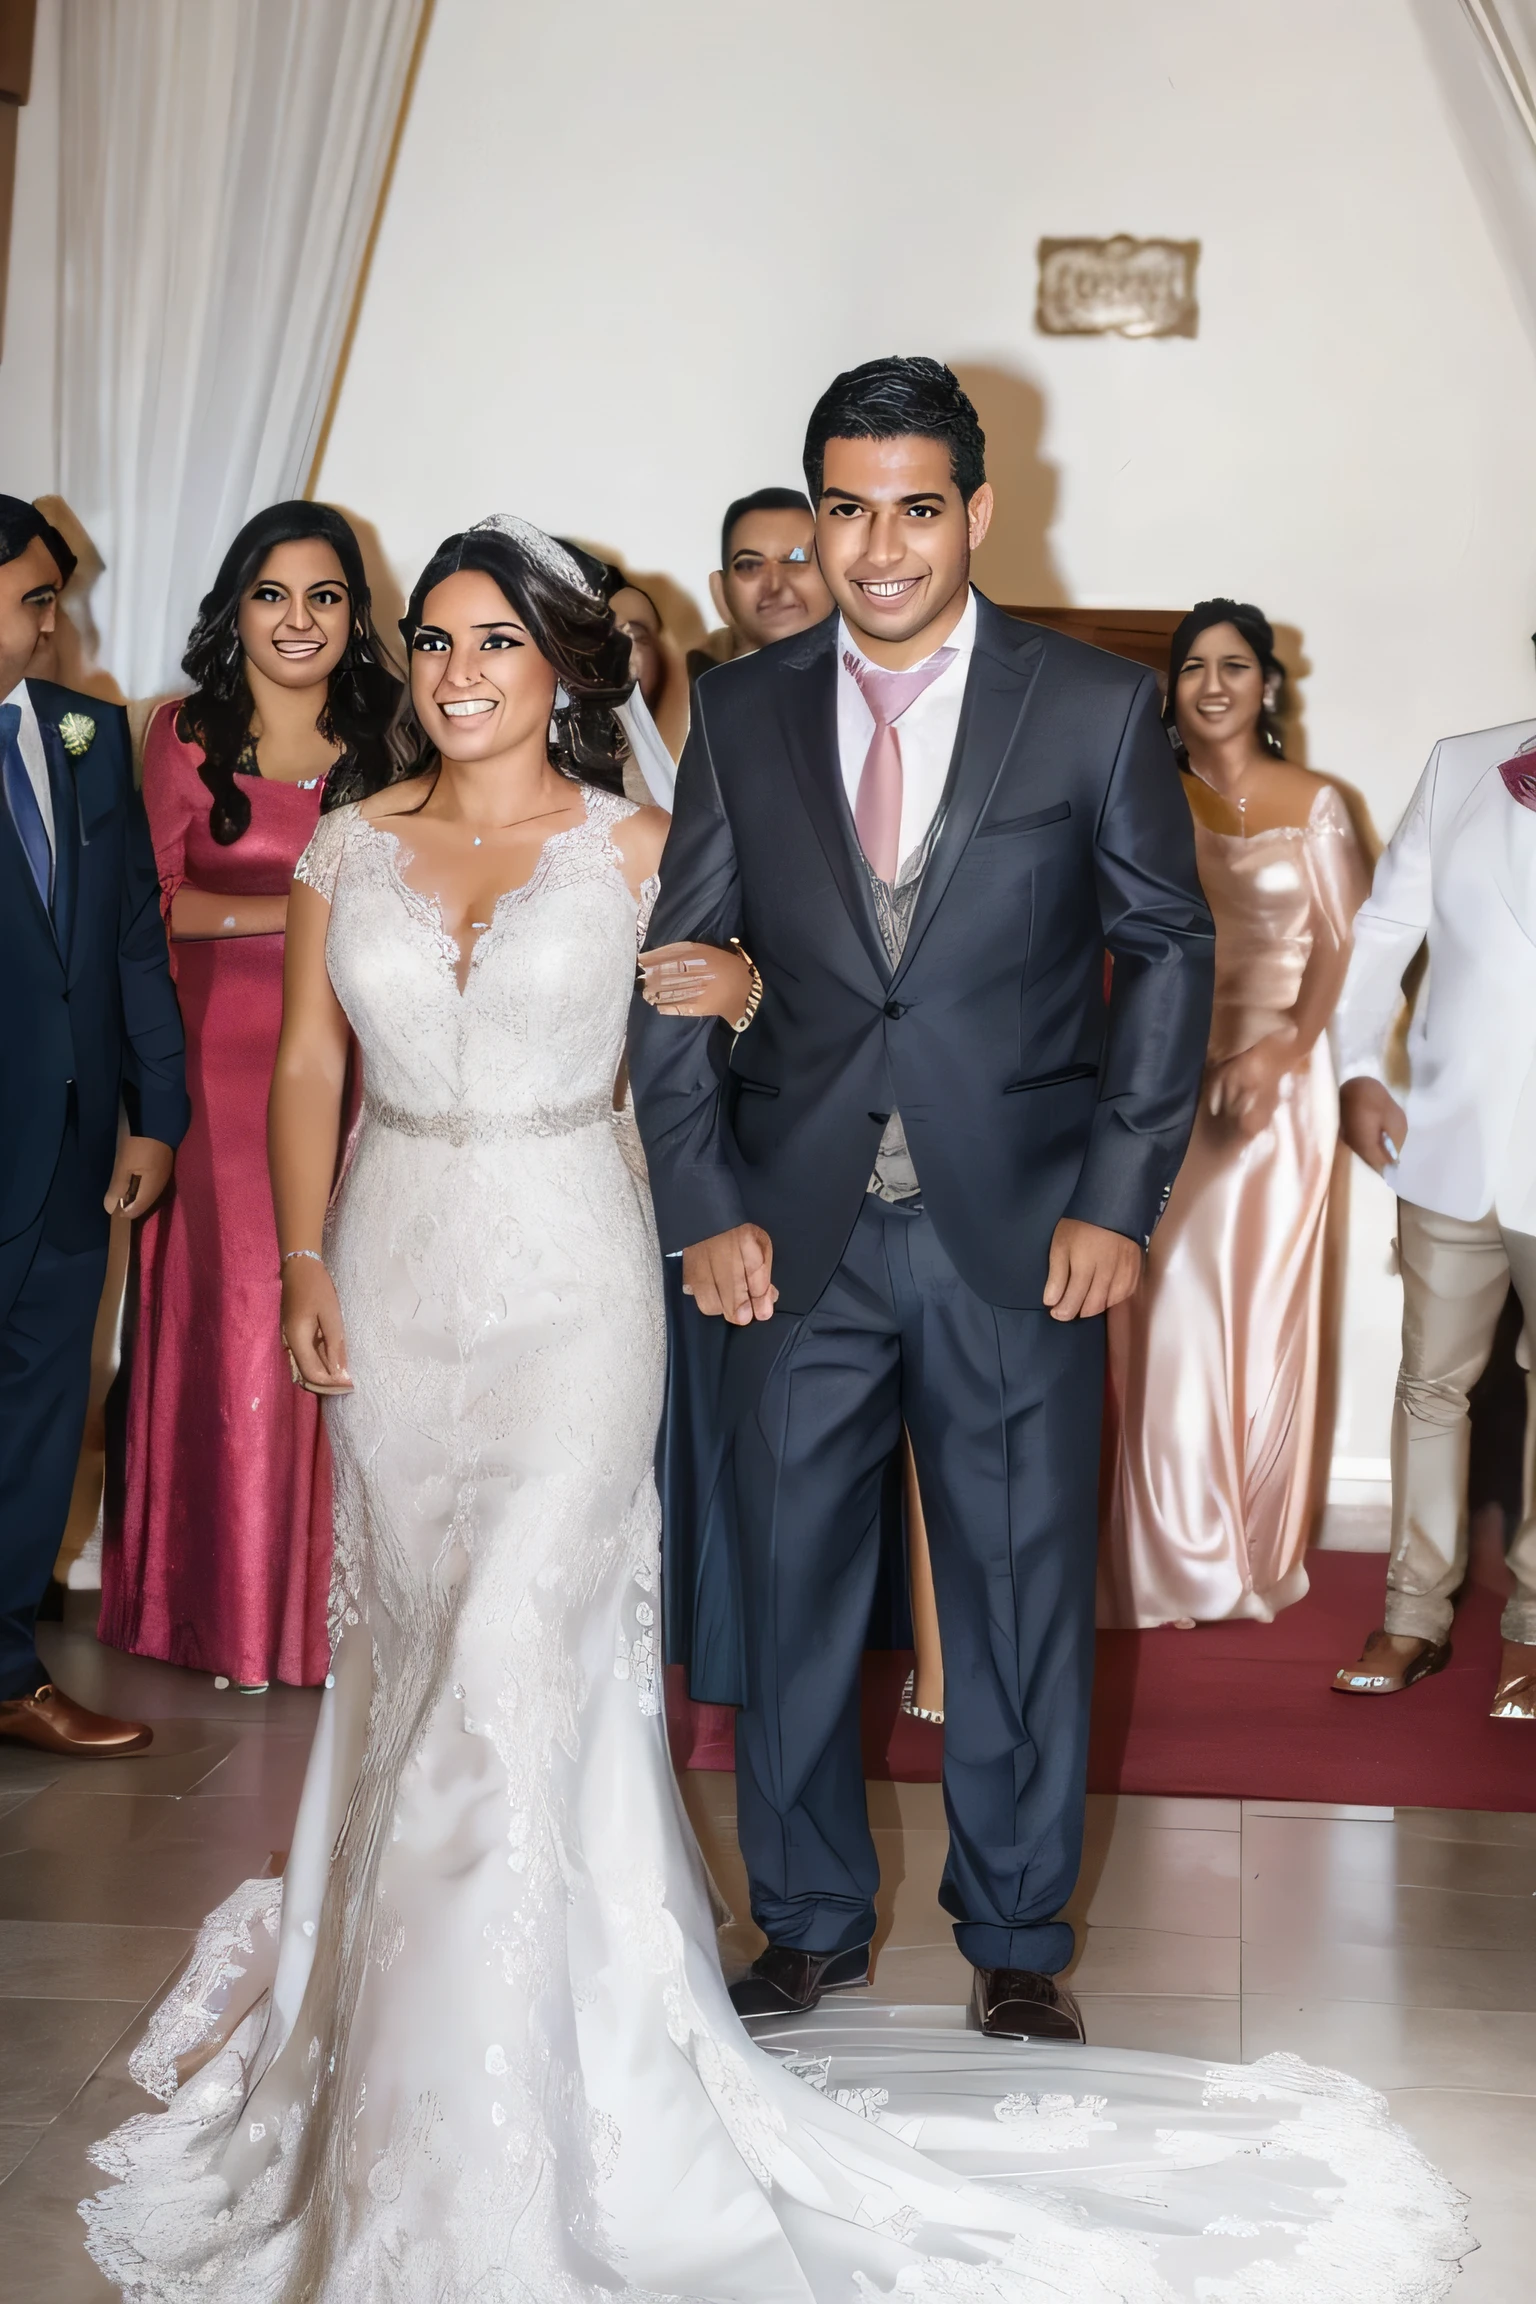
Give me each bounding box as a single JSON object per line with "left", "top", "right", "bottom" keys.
{"left": 3, "top": 1607, "right": 1533, "bottom": 2296}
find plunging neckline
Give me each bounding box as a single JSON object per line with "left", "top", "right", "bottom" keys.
{"left": 362, "top": 800, "right": 594, "bottom": 995}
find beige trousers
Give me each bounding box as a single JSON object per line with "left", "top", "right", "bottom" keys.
{"left": 1383, "top": 1200, "right": 1536, "bottom": 1645}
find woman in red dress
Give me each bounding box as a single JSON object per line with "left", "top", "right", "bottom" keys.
{"left": 100, "top": 504, "right": 400, "bottom": 1689}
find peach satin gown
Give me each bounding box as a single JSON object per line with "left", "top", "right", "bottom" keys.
{"left": 1100, "top": 781, "right": 1366, "bottom": 1628}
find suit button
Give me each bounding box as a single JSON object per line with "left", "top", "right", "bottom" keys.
{"left": 883, "top": 1000, "right": 906, "bottom": 1019}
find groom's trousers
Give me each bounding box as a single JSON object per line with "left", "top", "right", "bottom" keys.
{"left": 0, "top": 1109, "right": 110, "bottom": 1698}
{"left": 725, "top": 1193, "right": 1102, "bottom": 1977}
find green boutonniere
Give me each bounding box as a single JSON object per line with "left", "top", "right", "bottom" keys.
{"left": 59, "top": 711, "right": 96, "bottom": 758}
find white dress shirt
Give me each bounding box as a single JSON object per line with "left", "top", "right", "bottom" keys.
{"left": 836, "top": 587, "right": 977, "bottom": 872}
{"left": 1331, "top": 716, "right": 1536, "bottom": 1232}
{"left": 1, "top": 679, "right": 57, "bottom": 857}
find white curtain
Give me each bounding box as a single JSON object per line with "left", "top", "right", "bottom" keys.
{"left": 1411, "top": 0, "right": 1536, "bottom": 352}
{"left": 56, "top": 0, "right": 425, "bottom": 700}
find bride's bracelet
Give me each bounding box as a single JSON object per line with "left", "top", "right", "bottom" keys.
{"left": 281, "top": 1247, "right": 326, "bottom": 1271}
{"left": 728, "top": 938, "right": 764, "bottom": 1036}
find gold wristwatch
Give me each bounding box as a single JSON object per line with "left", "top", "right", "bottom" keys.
{"left": 729, "top": 938, "right": 764, "bottom": 1035}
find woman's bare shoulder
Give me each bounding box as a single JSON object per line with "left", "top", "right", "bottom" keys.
{"left": 1263, "top": 760, "right": 1330, "bottom": 811}
{"left": 359, "top": 776, "right": 433, "bottom": 823}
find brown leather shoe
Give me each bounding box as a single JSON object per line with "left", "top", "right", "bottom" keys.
{"left": 728, "top": 1940, "right": 872, "bottom": 2018}
{"left": 0, "top": 1682, "right": 152, "bottom": 1757}
{"left": 970, "top": 1966, "right": 1086, "bottom": 2042}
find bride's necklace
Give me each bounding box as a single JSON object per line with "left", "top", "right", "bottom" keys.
{"left": 428, "top": 795, "right": 576, "bottom": 850}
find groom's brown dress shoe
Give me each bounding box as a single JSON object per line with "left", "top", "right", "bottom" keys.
{"left": 970, "top": 1966, "right": 1085, "bottom": 2043}
{"left": 729, "top": 1941, "right": 872, "bottom": 2019}
{"left": 0, "top": 1682, "right": 152, "bottom": 1757}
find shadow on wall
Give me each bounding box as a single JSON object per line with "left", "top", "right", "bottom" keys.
{"left": 949, "top": 363, "right": 1067, "bottom": 607}
{"left": 327, "top": 503, "right": 407, "bottom": 675}
{"left": 30, "top": 496, "right": 126, "bottom": 706}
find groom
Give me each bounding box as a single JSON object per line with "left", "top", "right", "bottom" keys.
{"left": 631, "top": 358, "right": 1213, "bottom": 2038}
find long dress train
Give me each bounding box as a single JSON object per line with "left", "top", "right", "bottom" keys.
{"left": 81, "top": 788, "right": 1466, "bottom": 2302}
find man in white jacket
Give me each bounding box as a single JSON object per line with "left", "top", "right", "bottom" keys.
{"left": 1331, "top": 719, "right": 1536, "bottom": 1717}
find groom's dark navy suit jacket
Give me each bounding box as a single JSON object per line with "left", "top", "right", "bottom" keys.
{"left": 1, "top": 679, "right": 188, "bottom": 1250}
{"left": 630, "top": 594, "right": 1214, "bottom": 1310}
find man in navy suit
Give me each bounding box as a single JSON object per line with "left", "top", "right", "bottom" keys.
{"left": 0, "top": 496, "right": 188, "bottom": 1755}
{"left": 631, "top": 361, "right": 1213, "bottom": 2039}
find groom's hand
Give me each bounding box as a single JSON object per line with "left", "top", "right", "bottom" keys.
{"left": 1043, "top": 1219, "right": 1142, "bottom": 1321}
{"left": 682, "top": 1226, "right": 778, "bottom": 1323}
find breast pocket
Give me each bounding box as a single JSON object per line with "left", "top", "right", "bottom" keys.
{"left": 976, "top": 799, "right": 1071, "bottom": 839}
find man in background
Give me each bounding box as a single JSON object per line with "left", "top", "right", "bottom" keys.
{"left": 1332, "top": 713, "right": 1536, "bottom": 1717}
{"left": 687, "top": 486, "right": 832, "bottom": 679}
{"left": 0, "top": 496, "right": 187, "bottom": 1757}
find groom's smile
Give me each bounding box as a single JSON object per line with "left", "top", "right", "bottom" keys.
{"left": 814, "top": 433, "right": 993, "bottom": 669}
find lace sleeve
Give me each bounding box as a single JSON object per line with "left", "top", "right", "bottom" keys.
{"left": 294, "top": 803, "right": 356, "bottom": 903}
{"left": 636, "top": 872, "right": 660, "bottom": 947}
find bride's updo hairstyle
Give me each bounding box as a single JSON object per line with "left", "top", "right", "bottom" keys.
{"left": 386, "top": 517, "right": 634, "bottom": 799}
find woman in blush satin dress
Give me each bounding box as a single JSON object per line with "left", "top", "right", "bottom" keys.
{"left": 100, "top": 504, "right": 399, "bottom": 1691}
{"left": 1100, "top": 600, "right": 1369, "bottom": 1630}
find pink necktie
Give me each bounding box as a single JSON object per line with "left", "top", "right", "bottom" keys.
{"left": 844, "top": 647, "right": 956, "bottom": 884}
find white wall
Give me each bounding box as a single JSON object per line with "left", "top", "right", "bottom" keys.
{"left": 0, "top": 0, "right": 1485, "bottom": 1473}
{"left": 0, "top": 0, "right": 60, "bottom": 491}
{"left": 321, "top": 0, "right": 1536, "bottom": 1472}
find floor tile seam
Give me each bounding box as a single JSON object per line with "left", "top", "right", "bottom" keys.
{"left": 1385, "top": 2084, "right": 1536, "bottom": 2101}
{"left": 1395, "top": 1822, "right": 1536, "bottom": 1842}
{"left": 0, "top": 1992, "right": 148, "bottom": 2008}
{"left": 1086, "top": 1916, "right": 1243, "bottom": 1935}
{"left": 1240, "top": 1913, "right": 1536, "bottom": 1935}
{"left": 0, "top": 1922, "right": 195, "bottom": 1936}
{"left": 1236, "top": 1993, "right": 1536, "bottom": 2019}
{"left": 1241, "top": 1873, "right": 1536, "bottom": 1900}
{"left": 1093, "top": 1831, "right": 1242, "bottom": 1847}
{"left": 1234, "top": 1991, "right": 1536, "bottom": 2014}
{"left": 1078, "top": 1988, "right": 1243, "bottom": 1999}
{"left": 0, "top": 2136, "right": 47, "bottom": 2188}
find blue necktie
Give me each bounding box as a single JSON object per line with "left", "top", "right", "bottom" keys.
{"left": 0, "top": 701, "right": 54, "bottom": 916}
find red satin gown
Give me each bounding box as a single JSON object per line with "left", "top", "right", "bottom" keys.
{"left": 100, "top": 704, "right": 333, "bottom": 1685}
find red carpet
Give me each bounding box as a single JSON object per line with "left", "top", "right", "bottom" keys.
{"left": 665, "top": 1540, "right": 1534, "bottom": 1811}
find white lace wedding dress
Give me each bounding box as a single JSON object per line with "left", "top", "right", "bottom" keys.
{"left": 82, "top": 786, "right": 1469, "bottom": 2303}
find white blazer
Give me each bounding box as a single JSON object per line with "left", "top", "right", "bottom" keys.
{"left": 1332, "top": 717, "right": 1536, "bottom": 1234}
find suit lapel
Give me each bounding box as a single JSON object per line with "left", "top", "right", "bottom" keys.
{"left": 37, "top": 715, "right": 80, "bottom": 969}
{"left": 0, "top": 766, "right": 60, "bottom": 958}
{"left": 775, "top": 627, "right": 892, "bottom": 985}
{"left": 2, "top": 687, "right": 68, "bottom": 965}
{"left": 889, "top": 602, "right": 1045, "bottom": 989}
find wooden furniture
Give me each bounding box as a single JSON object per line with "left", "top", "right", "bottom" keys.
{"left": 1001, "top": 606, "right": 1182, "bottom": 686}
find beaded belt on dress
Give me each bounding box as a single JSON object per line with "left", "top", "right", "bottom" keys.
{"left": 364, "top": 1093, "right": 613, "bottom": 1146}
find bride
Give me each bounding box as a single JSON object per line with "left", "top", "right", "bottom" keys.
{"left": 82, "top": 518, "right": 1468, "bottom": 2302}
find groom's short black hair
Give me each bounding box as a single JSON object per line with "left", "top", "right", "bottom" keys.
{"left": 802, "top": 358, "right": 986, "bottom": 506}
{"left": 0, "top": 494, "right": 77, "bottom": 588}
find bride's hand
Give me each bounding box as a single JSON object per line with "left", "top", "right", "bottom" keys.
{"left": 281, "top": 1256, "right": 354, "bottom": 1394}
{"left": 638, "top": 941, "right": 754, "bottom": 1022}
